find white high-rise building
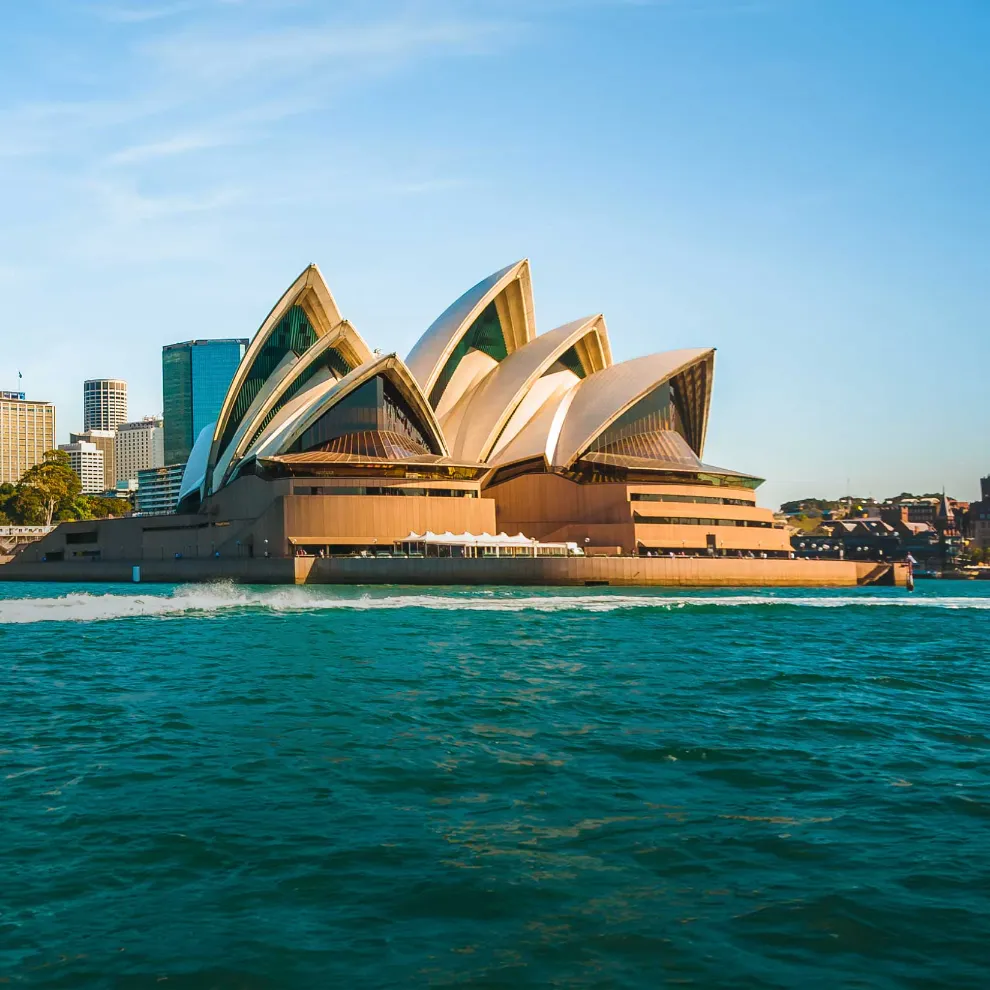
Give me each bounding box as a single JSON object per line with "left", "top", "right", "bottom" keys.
{"left": 58, "top": 441, "right": 105, "bottom": 494}
{"left": 69, "top": 429, "right": 117, "bottom": 492}
{"left": 115, "top": 418, "right": 164, "bottom": 484}
{"left": 83, "top": 379, "right": 127, "bottom": 432}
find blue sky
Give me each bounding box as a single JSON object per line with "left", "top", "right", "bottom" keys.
{"left": 1, "top": 0, "right": 987, "bottom": 507}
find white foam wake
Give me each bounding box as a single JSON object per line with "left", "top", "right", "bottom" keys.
{"left": 0, "top": 582, "right": 987, "bottom": 624}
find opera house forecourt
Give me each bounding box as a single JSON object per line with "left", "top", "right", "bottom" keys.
{"left": 6, "top": 261, "right": 905, "bottom": 586}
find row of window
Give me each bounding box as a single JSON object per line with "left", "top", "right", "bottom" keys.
{"left": 295, "top": 486, "right": 477, "bottom": 498}
{"left": 630, "top": 493, "right": 753, "bottom": 506}
{"left": 634, "top": 514, "right": 773, "bottom": 528}
{"left": 639, "top": 548, "right": 791, "bottom": 559}
{"left": 66, "top": 531, "right": 99, "bottom": 544}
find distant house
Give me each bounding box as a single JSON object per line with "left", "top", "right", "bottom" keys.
{"left": 790, "top": 514, "right": 948, "bottom": 564}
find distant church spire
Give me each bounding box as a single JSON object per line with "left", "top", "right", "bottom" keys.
{"left": 937, "top": 490, "right": 954, "bottom": 523}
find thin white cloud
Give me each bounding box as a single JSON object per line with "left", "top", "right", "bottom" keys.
{"left": 0, "top": 0, "right": 556, "bottom": 268}
{"left": 83, "top": 178, "right": 243, "bottom": 224}
{"left": 379, "top": 177, "right": 476, "bottom": 196}
{"left": 104, "top": 132, "right": 235, "bottom": 165}
{"left": 253, "top": 172, "right": 477, "bottom": 209}
{"left": 0, "top": 94, "right": 181, "bottom": 160}
{"left": 0, "top": 7, "right": 520, "bottom": 163}
{"left": 90, "top": 2, "right": 196, "bottom": 23}
{"left": 143, "top": 16, "right": 519, "bottom": 87}
{"left": 0, "top": 263, "right": 41, "bottom": 286}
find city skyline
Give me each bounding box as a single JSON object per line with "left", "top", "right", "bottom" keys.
{"left": 1, "top": 0, "right": 988, "bottom": 508}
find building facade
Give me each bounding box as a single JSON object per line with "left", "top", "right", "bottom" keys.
{"left": 162, "top": 339, "right": 247, "bottom": 466}
{"left": 155, "top": 261, "right": 788, "bottom": 557}
{"left": 59, "top": 441, "right": 105, "bottom": 494}
{"left": 83, "top": 379, "right": 127, "bottom": 432}
{"left": 69, "top": 429, "right": 116, "bottom": 492}
{"left": 0, "top": 393, "right": 56, "bottom": 485}
{"left": 116, "top": 418, "right": 165, "bottom": 484}
{"left": 137, "top": 464, "right": 184, "bottom": 515}
{"left": 966, "top": 475, "right": 990, "bottom": 551}
{"left": 19, "top": 260, "right": 792, "bottom": 560}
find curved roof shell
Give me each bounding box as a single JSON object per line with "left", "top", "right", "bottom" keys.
{"left": 246, "top": 353, "right": 449, "bottom": 464}
{"left": 207, "top": 264, "right": 372, "bottom": 487}
{"left": 551, "top": 348, "right": 715, "bottom": 470}
{"left": 176, "top": 422, "right": 215, "bottom": 510}
{"left": 211, "top": 319, "right": 369, "bottom": 492}
{"left": 442, "top": 314, "right": 612, "bottom": 463}
{"left": 192, "top": 257, "right": 761, "bottom": 501}
{"left": 405, "top": 260, "right": 535, "bottom": 414}
{"left": 485, "top": 382, "right": 577, "bottom": 469}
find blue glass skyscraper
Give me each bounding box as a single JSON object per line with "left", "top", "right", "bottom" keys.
{"left": 162, "top": 339, "right": 247, "bottom": 465}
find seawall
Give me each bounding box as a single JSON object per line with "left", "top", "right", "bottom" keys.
{"left": 0, "top": 558, "right": 297, "bottom": 584}
{"left": 0, "top": 556, "right": 907, "bottom": 588}
{"left": 298, "top": 556, "right": 905, "bottom": 587}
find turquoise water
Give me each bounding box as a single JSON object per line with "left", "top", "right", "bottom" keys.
{"left": 1, "top": 581, "right": 988, "bottom": 989}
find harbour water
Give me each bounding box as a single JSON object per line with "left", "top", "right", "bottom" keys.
{"left": 2, "top": 582, "right": 988, "bottom": 988}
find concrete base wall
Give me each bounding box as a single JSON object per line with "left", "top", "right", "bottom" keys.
{"left": 1, "top": 555, "right": 908, "bottom": 588}
{"left": 296, "top": 556, "right": 906, "bottom": 588}
{"left": 0, "top": 558, "right": 296, "bottom": 584}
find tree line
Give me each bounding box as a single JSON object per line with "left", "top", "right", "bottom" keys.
{"left": 0, "top": 450, "right": 132, "bottom": 527}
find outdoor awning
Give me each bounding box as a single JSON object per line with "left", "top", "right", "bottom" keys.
{"left": 400, "top": 531, "right": 539, "bottom": 547}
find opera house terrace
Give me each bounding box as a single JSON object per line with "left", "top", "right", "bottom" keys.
{"left": 6, "top": 261, "right": 906, "bottom": 587}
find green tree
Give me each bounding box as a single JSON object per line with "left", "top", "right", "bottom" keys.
{"left": 15, "top": 450, "right": 81, "bottom": 526}
{"left": 86, "top": 497, "right": 132, "bottom": 519}
{"left": 54, "top": 495, "right": 133, "bottom": 521}
{"left": 0, "top": 482, "right": 14, "bottom": 524}
{"left": 55, "top": 496, "right": 95, "bottom": 522}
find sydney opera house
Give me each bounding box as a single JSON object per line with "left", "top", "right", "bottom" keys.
{"left": 155, "top": 259, "right": 791, "bottom": 559}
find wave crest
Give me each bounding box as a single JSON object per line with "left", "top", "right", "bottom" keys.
{"left": 0, "top": 582, "right": 987, "bottom": 624}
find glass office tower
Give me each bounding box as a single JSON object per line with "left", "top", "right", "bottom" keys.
{"left": 162, "top": 339, "right": 247, "bottom": 465}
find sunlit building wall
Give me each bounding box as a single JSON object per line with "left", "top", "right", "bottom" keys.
{"left": 59, "top": 441, "right": 105, "bottom": 494}
{"left": 0, "top": 393, "right": 56, "bottom": 485}
{"left": 116, "top": 418, "right": 165, "bottom": 484}
{"left": 69, "top": 429, "right": 117, "bottom": 491}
